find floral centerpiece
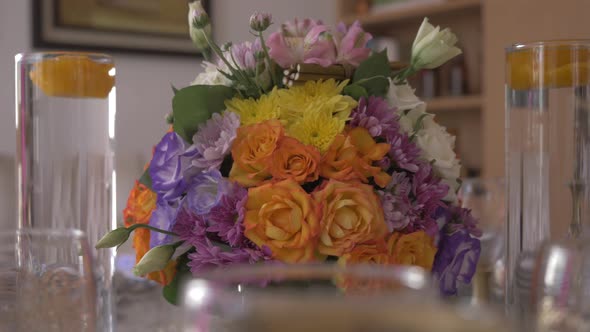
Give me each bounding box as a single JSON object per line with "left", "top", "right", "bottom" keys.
{"left": 98, "top": 1, "right": 481, "bottom": 302}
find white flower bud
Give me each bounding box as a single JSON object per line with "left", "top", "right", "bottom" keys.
{"left": 411, "top": 18, "right": 462, "bottom": 70}
{"left": 95, "top": 227, "right": 130, "bottom": 249}
{"left": 133, "top": 244, "right": 175, "bottom": 276}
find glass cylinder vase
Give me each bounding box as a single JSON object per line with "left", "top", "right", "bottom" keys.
{"left": 15, "top": 52, "right": 116, "bottom": 331}
{"left": 505, "top": 41, "right": 590, "bottom": 309}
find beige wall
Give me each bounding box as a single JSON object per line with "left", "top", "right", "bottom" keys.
{"left": 0, "top": 0, "right": 337, "bottom": 228}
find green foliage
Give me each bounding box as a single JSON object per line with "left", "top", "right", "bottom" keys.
{"left": 138, "top": 168, "right": 153, "bottom": 190}
{"left": 163, "top": 250, "right": 193, "bottom": 305}
{"left": 346, "top": 50, "right": 392, "bottom": 98}
{"left": 172, "top": 85, "right": 235, "bottom": 143}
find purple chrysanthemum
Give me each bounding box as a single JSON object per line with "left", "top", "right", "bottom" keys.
{"left": 349, "top": 96, "right": 399, "bottom": 138}
{"left": 378, "top": 172, "right": 413, "bottom": 231}
{"left": 188, "top": 240, "right": 272, "bottom": 274}
{"left": 432, "top": 230, "right": 481, "bottom": 296}
{"left": 150, "top": 132, "right": 190, "bottom": 201}
{"left": 412, "top": 165, "right": 449, "bottom": 218}
{"left": 172, "top": 204, "right": 208, "bottom": 246}
{"left": 189, "top": 112, "right": 240, "bottom": 172}
{"left": 386, "top": 132, "right": 421, "bottom": 173}
{"left": 444, "top": 205, "right": 482, "bottom": 238}
{"left": 231, "top": 40, "right": 262, "bottom": 71}
{"left": 205, "top": 182, "right": 248, "bottom": 247}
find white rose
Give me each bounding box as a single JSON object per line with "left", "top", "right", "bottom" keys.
{"left": 415, "top": 118, "right": 461, "bottom": 182}
{"left": 411, "top": 18, "right": 462, "bottom": 70}
{"left": 190, "top": 61, "right": 232, "bottom": 86}
{"left": 387, "top": 81, "right": 425, "bottom": 112}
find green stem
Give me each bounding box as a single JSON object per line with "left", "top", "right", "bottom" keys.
{"left": 257, "top": 32, "right": 279, "bottom": 87}
{"left": 128, "top": 224, "right": 178, "bottom": 237}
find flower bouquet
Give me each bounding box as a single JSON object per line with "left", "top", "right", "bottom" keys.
{"left": 98, "top": 1, "right": 481, "bottom": 302}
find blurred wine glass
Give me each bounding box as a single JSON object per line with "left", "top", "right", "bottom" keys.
{"left": 459, "top": 178, "right": 506, "bottom": 304}
{"left": 0, "top": 228, "right": 97, "bottom": 332}
{"left": 180, "top": 264, "right": 512, "bottom": 332}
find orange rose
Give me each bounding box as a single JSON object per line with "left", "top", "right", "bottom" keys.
{"left": 387, "top": 231, "right": 437, "bottom": 270}
{"left": 269, "top": 136, "right": 321, "bottom": 183}
{"left": 123, "top": 181, "right": 157, "bottom": 227}
{"left": 320, "top": 127, "right": 391, "bottom": 188}
{"left": 244, "top": 179, "right": 321, "bottom": 263}
{"left": 230, "top": 119, "right": 284, "bottom": 187}
{"left": 313, "top": 180, "right": 388, "bottom": 257}
{"left": 337, "top": 241, "right": 390, "bottom": 266}
{"left": 122, "top": 181, "right": 175, "bottom": 285}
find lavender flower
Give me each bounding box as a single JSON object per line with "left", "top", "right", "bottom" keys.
{"left": 432, "top": 230, "right": 481, "bottom": 296}
{"left": 349, "top": 96, "right": 400, "bottom": 138}
{"left": 386, "top": 132, "right": 421, "bottom": 173}
{"left": 185, "top": 169, "right": 227, "bottom": 215}
{"left": 149, "top": 198, "right": 180, "bottom": 248}
{"left": 149, "top": 132, "right": 190, "bottom": 201}
{"left": 188, "top": 240, "right": 272, "bottom": 274}
{"left": 205, "top": 182, "right": 248, "bottom": 247}
{"left": 231, "top": 40, "right": 262, "bottom": 71}
{"left": 189, "top": 112, "right": 240, "bottom": 172}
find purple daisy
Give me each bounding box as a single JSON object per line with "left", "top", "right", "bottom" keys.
{"left": 444, "top": 205, "right": 482, "bottom": 238}
{"left": 412, "top": 164, "right": 449, "bottom": 218}
{"left": 189, "top": 112, "right": 240, "bottom": 172}
{"left": 349, "top": 96, "right": 399, "bottom": 138}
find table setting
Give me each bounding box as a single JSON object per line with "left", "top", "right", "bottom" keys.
{"left": 3, "top": 1, "right": 590, "bottom": 331}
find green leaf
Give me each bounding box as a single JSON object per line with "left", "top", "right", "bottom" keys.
{"left": 138, "top": 168, "right": 153, "bottom": 190}
{"left": 353, "top": 76, "right": 390, "bottom": 97}
{"left": 343, "top": 84, "right": 368, "bottom": 100}
{"left": 353, "top": 50, "right": 392, "bottom": 83}
{"left": 171, "top": 84, "right": 179, "bottom": 95}
{"left": 172, "top": 85, "right": 235, "bottom": 143}
{"left": 162, "top": 251, "right": 192, "bottom": 305}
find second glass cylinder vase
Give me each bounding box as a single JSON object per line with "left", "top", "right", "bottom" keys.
{"left": 505, "top": 41, "right": 590, "bottom": 309}
{"left": 15, "top": 52, "right": 116, "bottom": 331}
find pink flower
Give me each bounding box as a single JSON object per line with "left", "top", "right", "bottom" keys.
{"left": 334, "top": 21, "right": 373, "bottom": 67}
{"left": 267, "top": 18, "right": 336, "bottom": 68}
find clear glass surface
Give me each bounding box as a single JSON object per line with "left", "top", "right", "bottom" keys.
{"left": 0, "top": 228, "right": 97, "bottom": 331}
{"left": 459, "top": 178, "right": 506, "bottom": 304}
{"left": 181, "top": 264, "right": 511, "bottom": 332}
{"left": 505, "top": 41, "right": 590, "bottom": 309}
{"left": 15, "top": 52, "right": 116, "bottom": 331}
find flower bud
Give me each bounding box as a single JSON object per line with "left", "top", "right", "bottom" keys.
{"left": 133, "top": 244, "right": 176, "bottom": 276}
{"left": 95, "top": 227, "right": 130, "bottom": 249}
{"left": 411, "top": 18, "right": 462, "bottom": 70}
{"left": 249, "top": 12, "right": 272, "bottom": 32}
{"left": 188, "top": 1, "right": 212, "bottom": 51}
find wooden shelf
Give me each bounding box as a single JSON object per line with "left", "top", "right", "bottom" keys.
{"left": 424, "top": 95, "right": 481, "bottom": 112}
{"left": 343, "top": 0, "right": 481, "bottom": 29}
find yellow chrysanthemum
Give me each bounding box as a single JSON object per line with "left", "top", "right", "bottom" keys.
{"left": 225, "top": 89, "right": 280, "bottom": 125}
{"left": 287, "top": 102, "right": 347, "bottom": 153}
{"left": 277, "top": 79, "right": 357, "bottom": 123}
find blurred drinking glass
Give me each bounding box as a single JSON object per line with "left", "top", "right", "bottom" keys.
{"left": 180, "top": 264, "right": 511, "bottom": 332}
{"left": 459, "top": 178, "right": 506, "bottom": 304}
{"left": 0, "top": 228, "right": 97, "bottom": 332}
